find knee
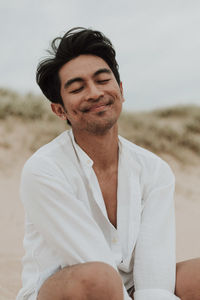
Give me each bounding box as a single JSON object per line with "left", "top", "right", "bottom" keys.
{"left": 38, "top": 262, "right": 123, "bottom": 300}
{"left": 175, "top": 258, "right": 200, "bottom": 300}
{"left": 71, "top": 262, "right": 124, "bottom": 300}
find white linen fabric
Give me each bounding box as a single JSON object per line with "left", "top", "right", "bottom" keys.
{"left": 16, "top": 129, "right": 180, "bottom": 300}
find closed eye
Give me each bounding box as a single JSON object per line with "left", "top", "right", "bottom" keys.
{"left": 70, "top": 86, "right": 84, "bottom": 94}
{"left": 97, "top": 79, "right": 111, "bottom": 84}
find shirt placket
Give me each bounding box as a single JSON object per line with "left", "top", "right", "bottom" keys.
{"left": 84, "top": 164, "right": 123, "bottom": 267}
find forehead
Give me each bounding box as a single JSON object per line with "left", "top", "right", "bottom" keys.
{"left": 58, "top": 54, "right": 111, "bottom": 82}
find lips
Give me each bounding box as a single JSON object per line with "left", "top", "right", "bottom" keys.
{"left": 81, "top": 99, "right": 114, "bottom": 113}
{"left": 89, "top": 103, "right": 108, "bottom": 112}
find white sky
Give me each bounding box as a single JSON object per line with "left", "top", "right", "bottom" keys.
{"left": 0, "top": 0, "right": 200, "bottom": 111}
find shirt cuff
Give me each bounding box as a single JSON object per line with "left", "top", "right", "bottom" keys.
{"left": 134, "top": 289, "right": 180, "bottom": 300}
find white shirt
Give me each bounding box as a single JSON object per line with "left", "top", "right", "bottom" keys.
{"left": 17, "top": 129, "right": 180, "bottom": 300}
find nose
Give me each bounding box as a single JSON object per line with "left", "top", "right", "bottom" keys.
{"left": 86, "top": 82, "right": 104, "bottom": 101}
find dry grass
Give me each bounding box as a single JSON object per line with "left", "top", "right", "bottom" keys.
{"left": 1, "top": 88, "right": 200, "bottom": 163}
{"left": 118, "top": 106, "right": 200, "bottom": 161}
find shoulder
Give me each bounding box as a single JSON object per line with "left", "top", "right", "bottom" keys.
{"left": 22, "top": 130, "right": 74, "bottom": 177}
{"left": 119, "top": 135, "right": 175, "bottom": 187}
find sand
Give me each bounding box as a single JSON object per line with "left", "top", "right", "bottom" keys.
{"left": 0, "top": 124, "right": 200, "bottom": 300}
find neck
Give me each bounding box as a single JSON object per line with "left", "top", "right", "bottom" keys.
{"left": 72, "top": 124, "right": 119, "bottom": 171}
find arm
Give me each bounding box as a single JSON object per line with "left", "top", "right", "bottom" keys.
{"left": 21, "top": 157, "right": 131, "bottom": 299}
{"left": 133, "top": 161, "right": 180, "bottom": 300}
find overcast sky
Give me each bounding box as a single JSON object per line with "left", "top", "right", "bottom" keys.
{"left": 1, "top": 0, "right": 200, "bottom": 111}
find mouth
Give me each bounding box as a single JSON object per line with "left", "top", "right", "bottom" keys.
{"left": 81, "top": 100, "right": 114, "bottom": 113}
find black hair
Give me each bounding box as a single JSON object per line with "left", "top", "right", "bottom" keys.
{"left": 36, "top": 27, "right": 120, "bottom": 105}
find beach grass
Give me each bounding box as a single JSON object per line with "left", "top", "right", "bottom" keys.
{"left": 1, "top": 88, "right": 200, "bottom": 161}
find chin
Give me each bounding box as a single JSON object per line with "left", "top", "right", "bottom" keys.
{"left": 85, "top": 118, "right": 117, "bottom": 136}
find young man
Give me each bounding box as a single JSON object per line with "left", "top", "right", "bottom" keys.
{"left": 17, "top": 28, "right": 199, "bottom": 300}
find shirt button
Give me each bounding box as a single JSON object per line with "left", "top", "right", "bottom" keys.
{"left": 112, "top": 237, "right": 118, "bottom": 244}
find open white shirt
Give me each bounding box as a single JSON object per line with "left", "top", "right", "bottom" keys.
{"left": 17, "top": 129, "right": 180, "bottom": 300}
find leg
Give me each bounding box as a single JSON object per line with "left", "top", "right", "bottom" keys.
{"left": 37, "top": 261, "right": 124, "bottom": 300}
{"left": 175, "top": 258, "right": 200, "bottom": 300}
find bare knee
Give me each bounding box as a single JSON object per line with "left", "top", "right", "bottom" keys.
{"left": 37, "top": 262, "right": 123, "bottom": 300}
{"left": 76, "top": 262, "right": 123, "bottom": 299}
{"left": 175, "top": 258, "right": 200, "bottom": 300}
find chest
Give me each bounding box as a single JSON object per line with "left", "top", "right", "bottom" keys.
{"left": 94, "top": 169, "right": 118, "bottom": 228}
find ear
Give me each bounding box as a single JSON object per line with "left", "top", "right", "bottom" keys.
{"left": 51, "top": 103, "right": 67, "bottom": 120}
{"left": 119, "top": 82, "right": 125, "bottom": 103}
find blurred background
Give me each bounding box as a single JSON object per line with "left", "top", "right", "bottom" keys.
{"left": 0, "top": 1, "right": 200, "bottom": 299}
{"left": 0, "top": 0, "right": 200, "bottom": 110}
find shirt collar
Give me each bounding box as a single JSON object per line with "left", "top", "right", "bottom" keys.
{"left": 69, "top": 129, "right": 123, "bottom": 168}
{"left": 69, "top": 129, "right": 94, "bottom": 168}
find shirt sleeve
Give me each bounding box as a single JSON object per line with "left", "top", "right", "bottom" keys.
{"left": 133, "top": 160, "right": 180, "bottom": 300}
{"left": 21, "top": 156, "right": 132, "bottom": 300}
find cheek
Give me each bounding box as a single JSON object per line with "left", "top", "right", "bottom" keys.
{"left": 115, "top": 90, "right": 124, "bottom": 103}
{"left": 64, "top": 102, "right": 80, "bottom": 117}
{"left": 62, "top": 96, "right": 74, "bottom": 111}
{"left": 66, "top": 106, "right": 78, "bottom": 116}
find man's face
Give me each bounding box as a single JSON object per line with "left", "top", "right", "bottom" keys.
{"left": 54, "top": 54, "right": 124, "bottom": 135}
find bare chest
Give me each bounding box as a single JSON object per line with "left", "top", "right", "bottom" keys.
{"left": 94, "top": 170, "right": 118, "bottom": 228}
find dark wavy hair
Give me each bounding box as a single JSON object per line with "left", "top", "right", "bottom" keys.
{"left": 36, "top": 27, "right": 120, "bottom": 105}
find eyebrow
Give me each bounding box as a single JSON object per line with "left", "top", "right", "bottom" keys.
{"left": 94, "top": 68, "right": 112, "bottom": 77}
{"left": 63, "top": 68, "right": 112, "bottom": 89}
{"left": 64, "top": 77, "right": 83, "bottom": 89}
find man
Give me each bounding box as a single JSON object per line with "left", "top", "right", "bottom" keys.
{"left": 17, "top": 28, "right": 199, "bottom": 300}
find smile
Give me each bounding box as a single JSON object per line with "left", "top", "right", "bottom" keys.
{"left": 81, "top": 100, "right": 114, "bottom": 113}
{"left": 89, "top": 103, "right": 110, "bottom": 112}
